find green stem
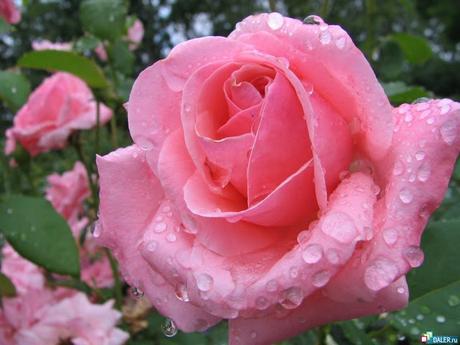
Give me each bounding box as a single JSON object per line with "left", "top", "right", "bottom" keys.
{"left": 320, "top": 0, "right": 330, "bottom": 19}
{"left": 316, "top": 325, "right": 328, "bottom": 345}
{"left": 268, "top": 0, "right": 277, "bottom": 12}
{"left": 95, "top": 100, "right": 100, "bottom": 155}
{"left": 110, "top": 114, "right": 118, "bottom": 148}
{"left": 105, "top": 248, "right": 123, "bottom": 310}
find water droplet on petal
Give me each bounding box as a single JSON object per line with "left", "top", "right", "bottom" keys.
{"left": 267, "top": 12, "right": 284, "bottom": 30}
{"left": 255, "top": 296, "right": 270, "bottom": 310}
{"left": 404, "top": 113, "right": 413, "bottom": 123}
{"left": 426, "top": 117, "right": 435, "bottom": 125}
{"left": 91, "top": 222, "right": 102, "bottom": 238}
{"left": 279, "top": 287, "right": 303, "bottom": 309}
{"left": 415, "top": 102, "right": 430, "bottom": 111}
{"left": 335, "top": 36, "right": 346, "bottom": 49}
{"left": 265, "top": 279, "right": 278, "bottom": 292}
{"left": 436, "top": 315, "right": 446, "bottom": 323}
{"left": 319, "top": 30, "right": 331, "bottom": 45}
{"left": 147, "top": 241, "right": 158, "bottom": 252}
{"left": 175, "top": 283, "right": 190, "bottom": 302}
{"left": 289, "top": 266, "right": 299, "bottom": 278}
{"left": 382, "top": 228, "right": 398, "bottom": 246}
{"left": 417, "top": 162, "right": 431, "bottom": 182}
{"left": 303, "top": 15, "right": 323, "bottom": 25}
{"left": 440, "top": 119, "right": 457, "bottom": 145}
{"left": 403, "top": 246, "right": 424, "bottom": 268}
{"left": 250, "top": 331, "right": 257, "bottom": 339}
{"left": 154, "top": 222, "right": 167, "bottom": 233}
{"left": 440, "top": 104, "right": 450, "bottom": 115}
{"left": 321, "top": 212, "right": 357, "bottom": 243}
{"left": 399, "top": 188, "right": 413, "bottom": 204}
{"left": 364, "top": 257, "right": 399, "bottom": 291}
{"left": 137, "top": 136, "right": 153, "bottom": 150}
{"left": 196, "top": 273, "right": 213, "bottom": 292}
{"left": 162, "top": 318, "right": 178, "bottom": 337}
{"left": 166, "top": 233, "right": 176, "bottom": 242}
{"left": 312, "top": 270, "right": 331, "bottom": 287}
{"left": 397, "top": 287, "right": 405, "bottom": 294}
{"left": 302, "top": 244, "right": 323, "bottom": 264}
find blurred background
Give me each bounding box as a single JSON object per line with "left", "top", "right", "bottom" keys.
{"left": 0, "top": 1, "right": 459, "bottom": 344}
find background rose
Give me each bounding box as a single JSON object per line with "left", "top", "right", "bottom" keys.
{"left": 0, "top": 246, "right": 127, "bottom": 345}
{"left": 95, "top": 13, "right": 460, "bottom": 344}
{"left": 45, "top": 161, "right": 90, "bottom": 235}
{"left": 127, "top": 19, "right": 144, "bottom": 50}
{"left": 0, "top": 0, "right": 20, "bottom": 24}
{"left": 4, "top": 72, "right": 112, "bottom": 156}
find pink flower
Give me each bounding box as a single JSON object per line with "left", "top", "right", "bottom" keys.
{"left": 95, "top": 43, "right": 108, "bottom": 61}
{"left": 45, "top": 161, "right": 90, "bottom": 235}
{"left": 0, "top": 246, "right": 127, "bottom": 345}
{"left": 5, "top": 72, "right": 112, "bottom": 156}
{"left": 0, "top": 0, "right": 20, "bottom": 24}
{"left": 32, "top": 40, "right": 72, "bottom": 51}
{"left": 95, "top": 13, "right": 460, "bottom": 344}
{"left": 14, "top": 293, "right": 129, "bottom": 345}
{"left": 81, "top": 236, "right": 114, "bottom": 289}
{"left": 127, "top": 19, "right": 144, "bottom": 50}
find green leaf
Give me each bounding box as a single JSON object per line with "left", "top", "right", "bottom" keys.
{"left": 0, "top": 71, "right": 31, "bottom": 112}
{"left": 381, "top": 81, "right": 430, "bottom": 105}
{"left": 80, "top": 0, "right": 127, "bottom": 41}
{"left": 407, "top": 219, "right": 460, "bottom": 300}
{"left": 0, "top": 195, "right": 80, "bottom": 277}
{"left": 389, "top": 33, "right": 433, "bottom": 64}
{"left": 0, "top": 17, "right": 11, "bottom": 34}
{"left": 18, "top": 50, "right": 108, "bottom": 88}
{"left": 0, "top": 272, "right": 16, "bottom": 298}
{"left": 108, "top": 41, "right": 134, "bottom": 75}
{"left": 392, "top": 281, "right": 460, "bottom": 337}
{"left": 74, "top": 35, "right": 100, "bottom": 53}
{"left": 339, "top": 320, "right": 378, "bottom": 345}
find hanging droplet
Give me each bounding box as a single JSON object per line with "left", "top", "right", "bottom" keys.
{"left": 279, "top": 287, "right": 303, "bottom": 309}
{"left": 302, "top": 243, "right": 323, "bottom": 264}
{"left": 175, "top": 283, "right": 190, "bottom": 302}
{"left": 399, "top": 188, "right": 413, "bottom": 204}
{"left": 382, "top": 228, "right": 398, "bottom": 246}
{"left": 162, "top": 318, "right": 178, "bottom": 337}
{"left": 196, "top": 273, "right": 213, "bottom": 292}
{"left": 403, "top": 246, "right": 424, "bottom": 268}
{"left": 312, "top": 270, "right": 331, "bottom": 287}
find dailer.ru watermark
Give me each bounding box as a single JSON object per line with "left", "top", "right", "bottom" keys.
{"left": 421, "top": 331, "right": 459, "bottom": 344}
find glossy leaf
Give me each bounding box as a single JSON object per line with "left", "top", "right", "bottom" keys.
{"left": 18, "top": 50, "right": 108, "bottom": 88}
{"left": 0, "top": 195, "right": 80, "bottom": 277}
{"left": 80, "top": 0, "right": 127, "bottom": 41}
{"left": 390, "top": 33, "right": 433, "bottom": 65}
{"left": 381, "top": 81, "right": 430, "bottom": 105}
{"left": 0, "top": 71, "right": 31, "bottom": 112}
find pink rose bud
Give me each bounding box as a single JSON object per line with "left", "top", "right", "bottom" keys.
{"left": 5, "top": 72, "right": 112, "bottom": 156}
{"left": 127, "top": 19, "right": 144, "bottom": 50}
{"left": 0, "top": 0, "right": 20, "bottom": 24}
{"left": 94, "top": 43, "right": 108, "bottom": 61}
{"left": 95, "top": 13, "right": 460, "bottom": 344}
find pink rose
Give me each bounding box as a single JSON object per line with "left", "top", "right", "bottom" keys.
{"left": 95, "top": 13, "right": 460, "bottom": 344}
{"left": 5, "top": 72, "right": 112, "bottom": 156}
{"left": 0, "top": 246, "right": 127, "bottom": 345}
{"left": 31, "top": 40, "right": 72, "bottom": 51}
{"left": 127, "top": 19, "right": 144, "bottom": 50}
{"left": 0, "top": 0, "right": 20, "bottom": 24}
{"left": 45, "top": 161, "right": 90, "bottom": 235}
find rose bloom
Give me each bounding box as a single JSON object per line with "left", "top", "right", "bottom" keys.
{"left": 95, "top": 13, "right": 460, "bottom": 344}
{"left": 32, "top": 40, "right": 72, "bottom": 51}
{"left": 0, "top": 0, "right": 20, "bottom": 24}
{"left": 0, "top": 246, "right": 128, "bottom": 345}
{"left": 45, "top": 161, "right": 91, "bottom": 235}
{"left": 4, "top": 72, "right": 112, "bottom": 156}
